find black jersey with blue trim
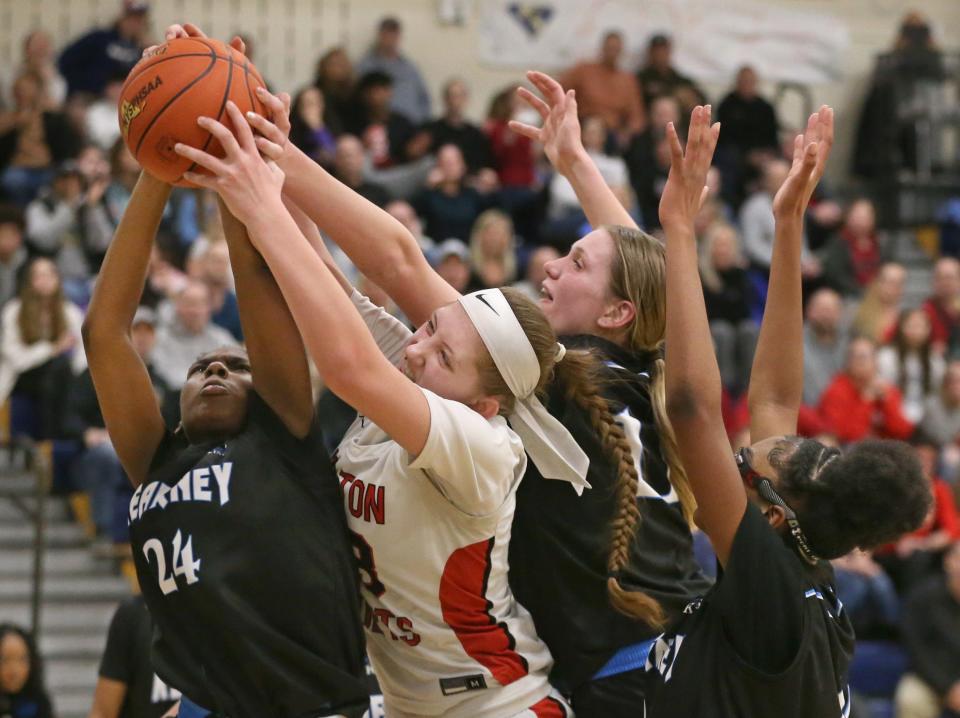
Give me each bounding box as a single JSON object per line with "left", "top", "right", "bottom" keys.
{"left": 128, "top": 391, "right": 369, "bottom": 718}
{"left": 644, "top": 502, "right": 855, "bottom": 718}
{"left": 508, "top": 335, "right": 712, "bottom": 690}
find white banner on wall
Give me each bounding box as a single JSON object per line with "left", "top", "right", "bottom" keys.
{"left": 478, "top": 0, "right": 850, "bottom": 84}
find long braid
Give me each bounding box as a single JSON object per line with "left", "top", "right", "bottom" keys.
{"left": 554, "top": 351, "right": 667, "bottom": 629}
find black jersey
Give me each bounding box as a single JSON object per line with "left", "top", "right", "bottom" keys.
{"left": 508, "top": 335, "right": 712, "bottom": 689}
{"left": 99, "top": 595, "right": 180, "bottom": 718}
{"left": 128, "top": 391, "right": 368, "bottom": 718}
{"left": 644, "top": 503, "right": 855, "bottom": 718}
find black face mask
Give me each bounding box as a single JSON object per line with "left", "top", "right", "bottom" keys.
{"left": 901, "top": 23, "right": 931, "bottom": 48}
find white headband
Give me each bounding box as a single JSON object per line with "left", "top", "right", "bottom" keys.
{"left": 458, "top": 289, "right": 590, "bottom": 494}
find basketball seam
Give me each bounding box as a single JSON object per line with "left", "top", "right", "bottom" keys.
{"left": 132, "top": 45, "right": 219, "bottom": 158}
{"left": 121, "top": 52, "right": 233, "bottom": 90}
{"left": 183, "top": 38, "right": 236, "bottom": 178}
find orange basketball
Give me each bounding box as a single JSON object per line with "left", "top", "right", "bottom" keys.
{"left": 118, "top": 36, "right": 268, "bottom": 186}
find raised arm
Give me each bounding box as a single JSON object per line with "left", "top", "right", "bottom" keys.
{"left": 175, "top": 102, "right": 432, "bottom": 457}
{"left": 218, "top": 197, "right": 314, "bottom": 438}
{"left": 81, "top": 173, "right": 170, "bottom": 486}
{"left": 510, "top": 71, "right": 637, "bottom": 230}
{"left": 248, "top": 90, "right": 457, "bottom": 327}
{"left": 660, "top": 106, "right": 749, "bottom": 564}
{"left": 748, "top": 107, "right": 834, "bottom": 442}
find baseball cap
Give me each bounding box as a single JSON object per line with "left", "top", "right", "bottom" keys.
{"left": 123, "top": 0, "right": 150, "bottom": 15}
{"left": 430, "top": 238, "right": 469, "bottom": 266}
{"left": 132, "top": 306, "right": 157, "bottom": 327}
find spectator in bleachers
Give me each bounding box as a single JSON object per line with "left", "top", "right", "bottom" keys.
{"left": 85, "top": 73, "right": 125, "bottom": 151}
{"left": 150, "top": 279, "right": 237, "bottom": 391}
{"left": 24, "top": 160, "right": 106, "bottom": 302}
{"left": 831, "top": 550, "right": 900, "bottom": 640}
{"left": 560, "top": 30, "right": 645, "bottom": 148}
{"left": 0, "top": 624, "right": 52, "bottom": 718}
{"left": 74, "top": 144, "right": 115, "bottom": 273}
{"left": 740, "top": 157, "right": 819, "bottom": 279}
{"left": 802, "top": 288, "right": 849, "bottom": 407}
{"left": 853, "top": 261, "right": 907, "bottom": 344}
{"left": 466, "top": 209, "right": 517, "bottom": 291}
{"left": 288, "top": 86, "right": 336, "bottom": 168}
{"left": 355, "top": 16, "right": 432, "bottom": 125}
{"left": 0, "top": 70, "right": 82, "bottom": 206}
{"left": 57, "top": 0, "right": 148, "bottom": 99}
{"left": 423, "top": 78, "right": 495, "bottom": 178}
{"left": 414, "top": 143, "right": 496, "bottom": 241}
{"left": 312, "top": 47, "right": 354, "bottom": 135}
{"left": 346, "top": 71, "right": 428, "bottom": 169}
{"left": 716, "top": 65, "right": 780, "bottom": 206}
{"left": 0, "top": 257, "right": 85, "bottom": 439}
{"left": 189, "top": 240, "right": 242, "bottom": 342}
{"left": 65, "top": 306, "right": 175, "bottom": 543}
{"left": 625, "top": 94, "right": 679, "bottom": 229}
{"left": 545, "top": 114, "right": 630, "bottom": 244}
{"left": 699, "top": 221, "right": 757, "bottom": 394}
{"left": 512, "top": 244, "right": 559, "bottom": 302}
{"left": 819, "top": 198, "right": 885, "bottom": 298}
{"left": 877, "top": 434, "right": 960, "bottom": 591}
{"left": 384, "top": 199, "right": 433, "bottom": 251}
{"left": 485, "top": 87, "right": 536, "bottom": 190}
{"left": 89, "top": 595, "right": 181, "bottom": 718}
{"left": 139, "top": 244, "right": 187, "bottom": 310}
{"left": 919, "top": 361, "right": 960, "bottom": 448}
{"left": 429, "top": 238, "right": 471, "bottom": 293}
{"left": 922, "top": 256, "right": 960, "bottom": 356}
{"left": 635, "top": 34, "right": 707, "bottom": 111}
{"left": 330, "top": 134, "right": 389, "bottom": 208}
{"left": 2, "top": 30, "right": 66, "bottom": 110}
{"left": 818, "top": 336, "right": 914, "bottom": 443}
{"left": 895, "top": 541, "right": 960, "bottom": 718}
{"left": 102, "top": 140, "right": 141, "bottom": 224}
{"left": 877, "top": 308, "right": 944, "bottom": 424}
{"left": 0, "top": 204, "right": 27, "bottom": 306}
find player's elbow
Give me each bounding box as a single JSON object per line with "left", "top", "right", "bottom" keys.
{"left": 666, "top": 384, "right": 718, "bottom": 428}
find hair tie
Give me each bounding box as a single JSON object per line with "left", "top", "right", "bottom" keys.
{"left": 555, "top": 342, "right": 567, "bottom": 363}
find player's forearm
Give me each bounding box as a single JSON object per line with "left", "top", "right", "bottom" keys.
{"left": 279, "top": 144, "right": 423, "bottom": 285}
{"left": 561, "top": 147, "right": 637, "bottom": 230}
{"left": 244, "top": 200, "right": 391, "bottom": 390}
{"left": 85, "top": 173, "right": 170, "bottom": 337}
{"left": 664, "top": 223, "right": 722, "bottom": 419}
{"left": 748, "top": 215, "right": 804, "bottom": 427}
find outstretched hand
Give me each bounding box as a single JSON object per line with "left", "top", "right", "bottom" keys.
{"left": 509, "top": 71, "right": 583, "bottom": 174}
{"left": 658, "top": 105, "right": 720, "bottom": 232}
{"left": 173, "top": 100, "right": 284, "bottom": 229}
{"left": 773, "top": 105, "right": 834, "bottom": 218}
{"left": 244, "top": 88, "right": 295, "bottom": 167}
{"left": 142, "top": 23, "right": 246, "bottom": 60}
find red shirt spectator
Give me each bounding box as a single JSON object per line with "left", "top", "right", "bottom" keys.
{"left": 485, "top": 88, "right": 535, "bottom": 188}
{"left": 818, "top": 337, "right": 914, "bottom": 442}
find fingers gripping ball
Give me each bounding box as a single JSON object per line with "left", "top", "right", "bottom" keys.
{"left": 118, "top": 37, "right": 267, "bottom": 186}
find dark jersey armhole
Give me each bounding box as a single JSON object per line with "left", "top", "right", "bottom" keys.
{"left": 245, "top": 390, "right": 327, "bottom": 470}
{"left": 714, "top": 502, "right": 807, "bottom": 674}
{"left": 147, "top": 427, "right": 189, "bottom": 475}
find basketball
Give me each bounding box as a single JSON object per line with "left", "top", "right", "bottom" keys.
{"left": 117, "top": 36, "right": 268, "bottom": 186}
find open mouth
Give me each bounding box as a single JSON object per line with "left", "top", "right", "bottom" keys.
{"left": 540, "top": 283, "right": 554, "bottom": 301}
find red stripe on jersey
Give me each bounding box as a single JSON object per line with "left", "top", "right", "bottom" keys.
{"left": 439, "top": 537, "right": 529, "bottom": 685}
{"left": 529, "top": 696, "right": 567, "bottom": 717}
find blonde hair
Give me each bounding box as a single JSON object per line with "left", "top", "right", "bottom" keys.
{"left": 469, "top": 209, "right": 517, "bottom": 285}
{"left": 853, "top": 263, "right": 905, "bottom": 343}
{"left": 477, "top": 285, "right": 670, "bottom": 628}
{"left": 697, "top": 222, "right": 742, "bottom": 294}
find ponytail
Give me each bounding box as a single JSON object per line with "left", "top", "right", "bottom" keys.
{"left": 649, "top": 357, "right": 697, "bottom": 526}
{"left": 554, "top": 350, "right": 667, "bottom": 630}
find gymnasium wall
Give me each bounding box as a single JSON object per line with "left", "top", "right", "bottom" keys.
{"left": 0, "top": 0, "right": 957, "bottom": 182}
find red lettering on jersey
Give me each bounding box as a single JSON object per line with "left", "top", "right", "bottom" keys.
{"left": 373, "top": 608, "right": 398, "bottom": 640}
{"left": 529, "top": 696, "right": 568, "bottom": 717}
{"left": 339, "top": 473, "right": 386, "bottom": 524}
{"left": 363, "top": 484, "right": 385, "bottom": 525}
{"left": 439, "top": 537, "right": 529, "bottom": 686}
{"left": 397, "top": 617, "right": 421, "bottom": 647}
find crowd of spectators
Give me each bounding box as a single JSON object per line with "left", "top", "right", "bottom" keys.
{"left": 0, "top": 3, "right": 957, "bottom": 717}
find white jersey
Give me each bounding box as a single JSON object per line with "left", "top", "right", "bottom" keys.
{"left": 336, "top": 293, "right": 559, "bottom": 717}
